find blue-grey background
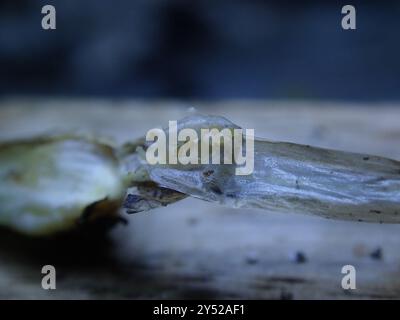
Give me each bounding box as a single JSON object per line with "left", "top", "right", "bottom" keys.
{"left": 0, "top": 0, "right": 399, "bottom": 101}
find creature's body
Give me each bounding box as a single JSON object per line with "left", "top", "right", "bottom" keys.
{"left": 0, "top": 115, "right": 400, "bottom": 236}
{"left": 0, "top": 136, "right": 124, "bottom": 235}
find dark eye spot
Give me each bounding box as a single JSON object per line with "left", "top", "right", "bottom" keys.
{"left": 203, "top": 170, "right": 214, "bottom": 177}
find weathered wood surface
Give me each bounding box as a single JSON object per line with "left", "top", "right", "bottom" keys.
{"left": 1, "top": 98, "right": 400, "bottom": 299}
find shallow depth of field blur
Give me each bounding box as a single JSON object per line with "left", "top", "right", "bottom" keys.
{"left": 1, "top": 0, "right": 400, "bottom": 100}
{"left": 1, "top": 0, "right": 400, "bottom": 299}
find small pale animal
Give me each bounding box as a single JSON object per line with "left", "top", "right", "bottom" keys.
{"left": 1, "top": 115, "right": 399, "bottom": 236}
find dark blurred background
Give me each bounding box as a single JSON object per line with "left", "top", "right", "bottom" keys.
{"left": 0, "top": 0, "right": 399, "bottom": 101}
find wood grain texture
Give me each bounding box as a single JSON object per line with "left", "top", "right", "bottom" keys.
{"left": 1, "top": 98, "right": 400, "bottom": 299}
